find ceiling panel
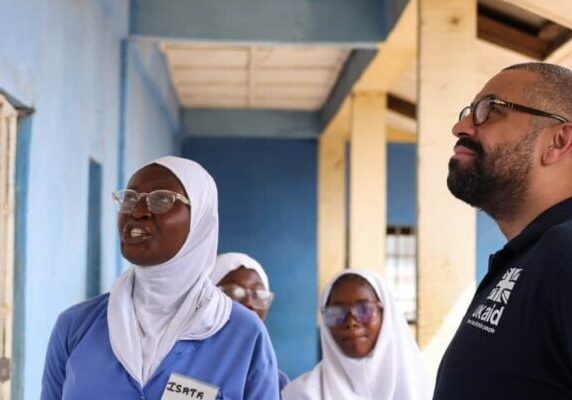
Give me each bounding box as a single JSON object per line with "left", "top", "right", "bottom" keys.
{"left": 254, "top": 48, "right": 350, "bottom": 68}
{"left": 165, "top": 47, "right": 249, "bottom": 68}
{"left": 250, "top": 98, "right": 324, "bottom": 110}
{"left": 252, "top": 85, "right": 326, "bottom": 98}
{"left": 178, "top": 85, "right": 248, "bottom": 98}
{"left": 254, "top": 69, "right": 334, "bottom": 85}
{"left": 181, "top": 96, "right": 247, "bottom": 109}
{"left": 161, "top": 42, "right": 350, "bottom": 111}
{"left": 172, "top": 69, "right": 248, "bottom": 85}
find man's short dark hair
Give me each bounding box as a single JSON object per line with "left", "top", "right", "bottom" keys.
{"left": 503, "top": 62, "right": 572, "bottom": 120}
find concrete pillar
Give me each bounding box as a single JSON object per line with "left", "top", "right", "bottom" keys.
{"left": 317, "top": 132, "right": 347, "bottom": 293}
{"left": 417, "top": 0, "right": 477, "bottom": 364}
{"left": 349, "top": 93, "right": 387, "bottom": 275}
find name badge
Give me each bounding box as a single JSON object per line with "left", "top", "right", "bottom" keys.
{"left": 161, "top": 373, "right": 220, "bottom": 400}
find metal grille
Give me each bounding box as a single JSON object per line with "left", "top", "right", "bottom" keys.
{"left": 0, "top": 95, "right": 17, "bottom": 400}
{"left": 386, "top": 226, "right": 417, "bottom": 322}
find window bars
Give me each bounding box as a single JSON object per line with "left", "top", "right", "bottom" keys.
{"left": 386, "top": 226, "right": 417, "bottom": 323}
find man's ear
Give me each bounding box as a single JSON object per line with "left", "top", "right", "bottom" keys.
{"left": 541, "top": 123, "right": 572, "bottom": 165}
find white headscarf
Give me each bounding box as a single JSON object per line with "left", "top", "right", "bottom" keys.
{"left": 107, "top": 156, "right": 232, "bottom": 386}
{"left": 282, "top": 269, "right": 431, "bottom": 400}
{"left": 210, "top": 252, "right": 270, "bottom": 290}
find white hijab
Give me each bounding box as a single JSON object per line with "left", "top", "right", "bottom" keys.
{"left": 210, "top": 252, "right": 270, "bottom": 290}
{"left": 107, "top": 156, "right": 232, "bottom": 386}
{"left": 282, "top": 269, "right": 431, "bottom": 400}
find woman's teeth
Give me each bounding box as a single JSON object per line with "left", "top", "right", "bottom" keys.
{"left": 129, "top": 228, "right": 147, "bottom": 238}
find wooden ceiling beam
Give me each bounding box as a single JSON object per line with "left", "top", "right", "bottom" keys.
{"left": 387, "top": 94, "right": 416, "bottom": 120}
{"left": 477, "top": 3, "right": 572, "bottom": 60}
{"left": 500, "top": 0, "right": 572, "bottom": 31}
{"left": 477, "top": 14, "right": 546, "bottom": 60}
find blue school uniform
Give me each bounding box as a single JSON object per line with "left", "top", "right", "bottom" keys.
{"left": 41, "top": 294, "right": 279, "bottom": 400}
{"left": 278, "top": 369, "right": 290, "bottom": 392}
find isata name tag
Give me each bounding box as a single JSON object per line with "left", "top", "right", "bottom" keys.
{"left": 161, "top": 372, "right": 220, "bottom": 400}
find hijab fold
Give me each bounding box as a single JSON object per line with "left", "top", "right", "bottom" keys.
{"left": 107, "top": 156, "right": 232, "bottom": 386}
{"left": 282, "top": 269, "right": 431, "bottom": 400}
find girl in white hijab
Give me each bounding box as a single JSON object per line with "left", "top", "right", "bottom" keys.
{"left": 211, "top": 252, "right": 290, "bottom": 390}
{"left": 211, "top": 253, "right": 270, "bottom": 292}
{"left": 281, "top": 269, "right": 431, "bottom": 400}
{"left": 41, "top": 156, "right": 279, "bottom": 400}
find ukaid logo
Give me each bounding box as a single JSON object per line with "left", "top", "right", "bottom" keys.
{"left": 487, "top": 267, "right": 522, "bottom": 304}
{"left": 466, "top": 268, "right": 522, "bottom": 334}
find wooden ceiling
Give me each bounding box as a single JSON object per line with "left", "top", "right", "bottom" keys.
{"left": 161, "top": 0, "right": 572, "bottom": 122}
{"left": 161, "top": 44, "right": 350, "bottom": 111}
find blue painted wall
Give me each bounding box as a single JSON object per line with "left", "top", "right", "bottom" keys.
{"left": 123, "top": 38, "right": 181, "bottom": 175}
{"left": 183, "top": 109, "right": 320, "bottom": 139}
{"left": 13, "top": 116, "right": 32, "bottom": 400}
{"left": 131, "top": 0, "right": 385, "bottom": 44}
{"left": 387, "top": 143, "right": 506, "bottom": 282}
{"left": 387, "top": 143, "right": 416, "bottom": 226}
{"left": 0, "top": 1, "right": 180, "bottom": 397}
{"left": 183, "top": 137, "right": 318, "bottom": 379}
{"left": 476, "top": 212, "right": 506, "bottom": 281}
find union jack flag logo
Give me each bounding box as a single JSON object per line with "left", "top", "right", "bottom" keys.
{"left": 487, "top": 268, "right": 522, "bottom": 304}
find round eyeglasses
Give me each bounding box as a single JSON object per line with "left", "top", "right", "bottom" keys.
{"left": 459, "top": 95, "right": 569, "bottom": 126}
{"left": 217, "top": 284, "right": 274, "bottom": 310}
{"left": 112, "top": 189, "right": 190, "bottom": 215}
{"left": 321, "top": 301, "right": 383, "bottom": 328}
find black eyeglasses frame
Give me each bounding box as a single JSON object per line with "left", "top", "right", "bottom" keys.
{"left": 459, "top": 95, "right": 569, "bottom": 126}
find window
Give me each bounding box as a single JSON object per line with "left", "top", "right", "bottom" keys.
{"left": 0, "top": 94, "right": 18, "bottom": 398}
{"left": 386, "top": 226, "right": 417, "bottom": 323}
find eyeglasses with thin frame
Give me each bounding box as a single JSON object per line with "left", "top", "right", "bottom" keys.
{"left": 459, "top": 95, "right": 569, "bottom": 126}
{"left": 321, "top": 301, "right": 383, "bottom": 328}
{"left": 112, "top": 189, "right": 190, "bottom": 215}
{"left": 217, "top": 284, "right": 275, "bottom": 310}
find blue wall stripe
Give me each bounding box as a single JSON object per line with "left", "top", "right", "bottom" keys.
{"left": 86, "top": 160, "right": 103, "bottom": 298}
{"left": 13, "top": 115, "right": 32, "bottom": 400}
{"left": 116, "top": 39, "right": 128, "bottom": 277}
{"left": 117, "top": 39, "right": 128, "bottom": 192}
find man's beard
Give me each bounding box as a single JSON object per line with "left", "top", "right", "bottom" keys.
{"left": 447, "top": 131, "right": 538, "bottom": 220}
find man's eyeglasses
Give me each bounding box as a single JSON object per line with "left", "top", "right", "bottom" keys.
{"left": 321, "top": 301, "right": 383, "bottom": 328}
{"left": 112, "top": 189, "right": 190, "bottom": 215}
{"left": 459, "top": 95, "right": 569, "bottom": 126}
{"left": 218, "top": 284, "right": 274, "bottom": 310}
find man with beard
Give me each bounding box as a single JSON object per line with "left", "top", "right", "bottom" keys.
{"left": 433, "top": 62, "right": 572, "bottom": 400}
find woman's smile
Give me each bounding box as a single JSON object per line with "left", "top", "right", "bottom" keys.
{"left": 121, "top": 222, "right": 154, "bottom": 245}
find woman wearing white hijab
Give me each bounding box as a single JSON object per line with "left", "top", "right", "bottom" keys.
{"left": 41, "top": 156, "right": 280, "bottom": 400}
{"left": 211, "top": 252, "right": 290, "bottom": 389}
{"left": 211, "top": 252, "right": 272, "bottom": 320}
{"left": 282, "top": 269, "right": 431, "bottom": 400}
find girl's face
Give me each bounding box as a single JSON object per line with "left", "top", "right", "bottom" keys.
{"left": 118, "top": 164, "right": 190, "bottom": 266}
{"left": 217, "top": 267, "right": 269, "bottom": 320}
{"left": 326, "top": 277, "right": 383, "bottom": 358}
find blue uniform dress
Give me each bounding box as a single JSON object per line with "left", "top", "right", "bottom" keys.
{"left": 41, "top": 294, "right": 279, "bottom": 400}
{"left": 278, "top": 369, "right": 289, "bottom": 392}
